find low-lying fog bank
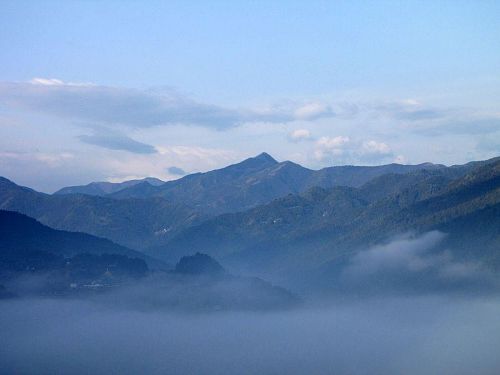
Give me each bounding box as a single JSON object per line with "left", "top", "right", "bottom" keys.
{"left": 2, "top": 295, "right": 500, "bottom": 375}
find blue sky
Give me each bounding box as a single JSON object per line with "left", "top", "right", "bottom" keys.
{"left": 0, "top": 0, "right": 499, "bottom": 191}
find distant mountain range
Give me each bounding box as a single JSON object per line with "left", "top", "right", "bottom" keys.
{"left": 148, "top": 157, "right": 500, "bottom": 288}
{"left": 0, "top": 177, "right": 200, "bottom": 250}
{"left": 0, "top": 153, "right": 498, "bottom": 293}
{"left": 54, "top": 177, "right": 164, "bottom": 196}
{"left": 0, "top": 153, "right": 480, "bottom": 251}
{"left": 90, "top": 152, "right": 456, "bottom": 215}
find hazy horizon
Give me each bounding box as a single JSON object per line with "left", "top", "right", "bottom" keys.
{"left": 5, "top": 151, "right": 499, "bottom": 194}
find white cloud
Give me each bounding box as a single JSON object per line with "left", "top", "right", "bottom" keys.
{"left": 0, "top": 150, "right": 74, "bottom": 167}
{"left": 294, "top": 102, "right": 334, "bottom": 120}
{"left": 78, "top": 128, "right": 157, "bottom": 154}
{"left": 29, "top": 78, "right": 65, "bottom": 86}
{"left": 2, "top": 78, "right": 498, "bottom": 186}
{"left": 401, "top": 99, "right": 421, "bottom": 106}
{"left": 35, "top": 152, "right": 75, "bottom": 166}
{"left": 345, "top": 231, "right": 447, "bottom": 277}
{"left": 340, "top": 231, "right": 493, "bottom": 290}
{"left": 0, "top": 79, "right": 336, "bottom": 130}
{"left": 0, "top": 141, "right": 239, "bottom": 192}
{"left": 154, "top": 145, "right": 238, "bottom": 172}
{"left": 362, "top": 140, "right": 391, "bottom": 155}
{"left": 317, "top": 135, "right": 350, "bottom": 149}
{"left": 314, "top": 136, "right": 350, "bottom": 160}
{"left": 313, "top": 136, "right": 396, "bottom": 164}
{"left": 29, "top": 78, "right": 94, "bottom": 87}
{"left": 288, "top": 129, "right": 312, "bottom": 142}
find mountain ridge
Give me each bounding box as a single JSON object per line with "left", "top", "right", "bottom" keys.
{"left": 54, "top": 177, "right": 164, "bottom": 196}
{"left": 106, "top": 153, "right": 453, "bottom": 216}
{"left": 0, "top": 178, "right": 202, "bottom": 250}
{"left": 1, "top": 154, "right": 498, "bottom": 260}
{"left": 0, "top": 210, "right": 152, "bottom": 262}
{"left": 148, "top": 158, "right": 500, "bottom": 284}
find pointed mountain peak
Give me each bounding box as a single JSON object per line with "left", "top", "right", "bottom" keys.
{"left": 237, "top": 152, "right": 278, "bottom": 169}
{"left": 217, "top": 152, "right": 278, "bottom": 177}
{"left": 253, "top": 152, "right": 278, "bottom": 164}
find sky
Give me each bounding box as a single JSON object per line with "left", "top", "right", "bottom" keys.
{"left": 0, "top": 0, "right": 499, "bottom": 192}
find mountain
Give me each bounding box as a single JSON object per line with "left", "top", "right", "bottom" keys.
{"left": 146, "top": 252, "right": 301, "bottom": 311}
{"left": 0, "top": 209, "right": 155, "bottom": 284}
{"left": 0, "top": 210, "right": 297, "bottom": 308}
{"left": 109, "top": 152, "right": 282, "bottom": 213}
{"left": 0, "top": 153, "right": 441, "bottom": 250}
{"left": 175, "top": 252, "right": 226, "bottom": 276}
{"left": 150, "top": 158, "right": 500, "bottom": 286}
{"left": 0, "top": 154, "right": 497, "bottom": 256}
{"left": 0, "top": 210, "right": 150, "bottom": 260}
{"left": 54, "top": 177, "right": 164, "bottom": 196}
{"left": 0, "top": 177, "right": 201, "bottom": 250}
{"left": 0, "top": 210, "right": 156, "bottom": 297}
{"left": 109, "top": 152, "right": 449, "bottom": 215}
